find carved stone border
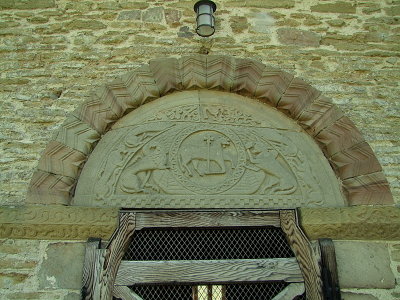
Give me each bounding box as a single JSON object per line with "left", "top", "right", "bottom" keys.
{"left": 27, "top": 55, "right": 393, "bottom": 206}
{"left": 1, "top": 206, "right": 399, "bottom": 241}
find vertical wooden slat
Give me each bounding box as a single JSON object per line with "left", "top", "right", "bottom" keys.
{"left": 82, "top": 238, "right": 101, "bottom": 300}
{"left": 319, "top": 238, "right": 341, "bottom": 300}
{"left": 92, "top": 212, "right": 136, "bottom": 300}
{"left": 280, "top": 210, "right": 323, "bottom": 300}
{"left": 192, "top": 286, "right": 199, "bottom": 300}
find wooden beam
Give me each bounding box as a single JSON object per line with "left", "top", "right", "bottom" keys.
{"left": 115, "top": 258, "right": 303, "bottom": 285}
{"left": 113, "top": 286, "right": 144, "bottom": 300}
{"left": 81, "top": 238, "right": 101, "bottom": 300}
{"left": 319, "top": 238, "right": 341, "bottom": 300}
{"left": 280, "top": 210, "right": 324, "bottom": 300}
{"left": 135, "top": 211, "right": 281, "bottom": 230}
{"left": 92, "top": 212, "right": 136, "bottom": 300}
{"left": 271, "top": 283, "right": 305, "bottom": 300}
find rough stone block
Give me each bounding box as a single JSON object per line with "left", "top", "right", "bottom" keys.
{"left": 341, "top": 292, "right": 378, "bottom": 300}
{"left": 165, "top": 9, "right": 181, "bottom": 24}
{"left": 0, "top": 272, "right": 30, "bottom": 288}
{"left": 225, "top": 0, "right": 295, "bottom": 9}
{"left": 66, "top": 19, "right": 107, "bottom": 30}
{"left": 64, "top": 292, "right": 81, "bottom": 300}
{"left": 334, "top": 241, "right": 395, "bottom": 288}
{"left": 311, "top": 2, "right": 356, "bottom": 13}
{"left": 277, "top": 28, "right": 321, "bottom": 47}
{"left": 0, "top": 0, "right": 55, "bottom": 9}
{"left": 118, "top": 10, "right": 141, "bottom": 20}
{"left": 38, "top": 242, "right": 85, "bottom": 290}
{"left": 143, "top": 7, "right": 164, "bottom": 23}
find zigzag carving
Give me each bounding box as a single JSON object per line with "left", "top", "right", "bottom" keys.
{"left": 329, "top": 141, "right": 382, "bottom": 179}
{"left": 254, "top": 67, "right": 293, "bottom": 107}
{"left": 73, "top": 92, "right": 121, "bottom": 134}
{"left": 28, "top": 54, "right": 393, "bottom": 206}
{"left": 37, "top": 141, "right": 86, "bottom": 179}
{"left": 206, "top": 55, "right": 235, "bottom": 91}
{"left": 297, "top": 96, "right": 344, "bottom": 136}
{"left": 119, "top": 64, "right": 160, "bottom": 107}
{"left": 27, "top": 170, "right": 75, "bottom": 205}
{"left": 149, "top": 57, "right": 183, "bottom": 95}
{"left": 181, "top": 55, "right": 207, "bottom": 90}
{"left": 230, "top": 57, "right": 266, "bottom": 96}
{"left": 315, "top": 116, "right": 364, "bottom": 157}
{"left": 277, "top": 77, "right": 321, "bottom": 119}
{"left": 342, "top": 172, "right": 393, "bottom": 205}
{"left": 204, "top": 55, "right": 267, "bottom": 96}
{"left": 54, "top": 114, "right": 100, "bottom": 155}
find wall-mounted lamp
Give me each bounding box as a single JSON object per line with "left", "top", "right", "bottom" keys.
{"left": 194, "top": 0, "right": 217, "bottom": 37}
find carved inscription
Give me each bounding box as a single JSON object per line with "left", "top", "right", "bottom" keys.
{"left": 74, "top": 91, "right": 344, "bottom": 208}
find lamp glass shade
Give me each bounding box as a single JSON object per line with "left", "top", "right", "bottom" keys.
{"left": 194, "top": 0, "right": 216, "bottom": 37}
{"left": 196, "top": 14, "right": 215, "bottom": 37}
{"left": 197, "top": 3, "right": 213, "bottom": 15}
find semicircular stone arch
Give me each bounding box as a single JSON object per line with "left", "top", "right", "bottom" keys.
{"left": 27, "top": 55, "right": 393, "bottom": 207}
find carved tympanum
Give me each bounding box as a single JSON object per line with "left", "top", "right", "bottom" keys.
{"left": 74, "top": 91, "right": 344, "bottom": 208}
{"left": 28, "top": 55, "right": 393, "bottom": 206}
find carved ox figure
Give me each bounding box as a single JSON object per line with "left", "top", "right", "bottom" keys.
{"left": 180, "top": 138, "right": 233, "bottom": 177}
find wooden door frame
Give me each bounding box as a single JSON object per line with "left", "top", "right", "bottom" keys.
{"left": 82, "top": 209, "right": 338, "bottom": 300}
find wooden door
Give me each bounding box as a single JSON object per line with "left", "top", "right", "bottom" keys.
{"left": 82, "top": 210, "right": 339, "bottom": 300}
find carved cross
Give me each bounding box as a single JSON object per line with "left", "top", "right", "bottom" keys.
{"left": 204, "top": 135, "right": 214, "bottom": 172}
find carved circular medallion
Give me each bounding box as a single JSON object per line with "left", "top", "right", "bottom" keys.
{"left": 169, "top": 125, "right": 246, "bottom": 194}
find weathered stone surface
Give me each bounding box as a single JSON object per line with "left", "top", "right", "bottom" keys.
{"left": 143, "top": 7, "right": 164, "bottom": 23}
{"left": 165, "top": 9, "right": 181, "bottom": 25}
{"left": 118, "top": 10, "right": 141, "bottom": 21}
{"left": 0, "top": 259, "right": 37, "bottom": 270}
{"left": 119, "top": 1, "right": 149, "bottom": 9}
{"left": 277, "top": 28, "right": 321, "bottom": 47}
{"left": 385, "top": 5, "right": 400, "bottom": 16}
{"left": 249, "top": 12, "right": 275, "bottom": 33}
{"left": 334, "top": 241, "right": 395, "bottom": 288}
{"left": 0, "top": 0, "right": 55, "bottom": 9}
{"left": 311, "top": 2, "right": 356, "bottom": 13}
{"left": 0, "top": 0, "right": 398, "bottom": 213}
{"left": 230, "top": 16, "right": 249, "bottom": 33}
{"left": 178, "top": 26, "right": 194, "bottom": 38}
{"left": 225, "top": 0, "right": 295, "bottom": 8}
{"left": 7, "top": 292, "right": 54, "bottom": 299}
{"left": 0, "top": 272, "right": 30, "bottom": 288}
{"left": 326, "top": 19, "right": 346, "bottom": 27}
{"left": 0, "top": 206, "right": 118, "bottom": 240}
{"left": 38, "top": 242, "right": 85, "bottom": 289}
{"left": 66, "top": 19, "right": 107, "bottom": 30}
{"left": 341, "top": 292, "right": 378, "bottom": 300}
{"left": 300, "top": 206, "right": 400, "bottom": 240}
{"left": 64, "top": 292, "right": 81, "bottom": 300}
{"left": 391, "top": 249, "right": 400, "bottom": 261}
{"left": 74, "top": 90, "right": 344, "bottom": 208}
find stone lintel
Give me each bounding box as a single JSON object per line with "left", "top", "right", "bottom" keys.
{"left": 0, "top": 205, "right": 118, "bottom": 240}
{"left": 0, "top": 205, "right": 399, "bottom": 241}
{"left": 299, "top": 206, "right": 400, "bottom": 241}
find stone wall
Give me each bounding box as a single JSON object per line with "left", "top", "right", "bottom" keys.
{"left": 0, "top": 239, "right": 399, "bottom": 300}
{"left": 0, "top": 1, "right": 399, "bottom": 299}
{"left": 0, "top": 0, "right": 399, "bottom": 205}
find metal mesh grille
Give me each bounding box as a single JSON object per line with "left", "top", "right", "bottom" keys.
{"left": 118, "top": 226, "right": 305, "bottom": 299}
{"left": 123, "top": 226, "right": 294, "bottom": 260}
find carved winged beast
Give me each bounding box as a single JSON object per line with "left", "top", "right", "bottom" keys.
{"left": 245, "top": 141, "right": 297, "bottom": 195}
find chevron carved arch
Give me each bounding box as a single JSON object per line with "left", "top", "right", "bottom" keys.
{"left": 27, "top": 55, "right": 393, "bottom": 206}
